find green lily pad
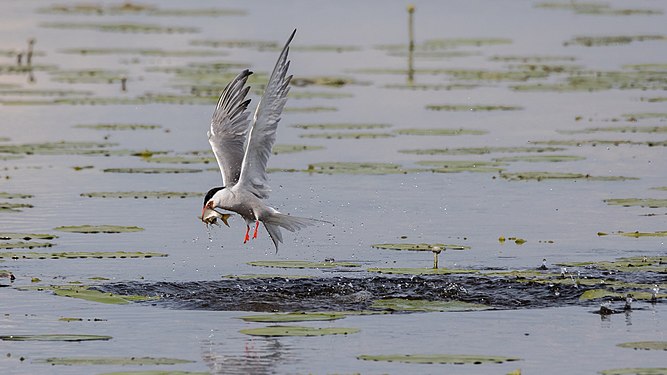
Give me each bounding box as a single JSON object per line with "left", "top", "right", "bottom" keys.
{"left": 367, "top": 268, "right": 477, "bottom": 275}
{"left": 299, "top": 132, "right": 394, "bottom": 139}
{"left": 0, "top": 140, "right": 116, "bottom": 155}
{"left": 426, "top": 104, "right": 522, "bottom": 111}
{"left": 0, "top": 334, "right": 111, "bottom": 342}
{"left": 500, "top": 172, "right": 637, "bottom": 181}
{"left": 272, "top": 144, "right": 324, "bottom": 154}
{"left": 536, "top": 2, "right": 662, "bottom": 16}
{"left": 306, "top": 162, "right": 415, "bottom": 175}
{"left": 598, "top": 368, "right": 667, "bottom": 375}
{"left": 652, "top": 187, "right": 667, "bottom": 191}
{"left": 0, "top": 241, "right": 54, "bottom": 250}
{"left": 605, "top": 198, "right": 667, "bottom": 208}
{"left": 292, "top": 123, "right": 391, "bottom": 130}
{"left": 247, "top": 260, "right": 360, "bottom": 269}
{"left": 60, "top": 47, "right": 228, "bottom": 57}
{"left": 240, "top": 325, "right": 359, "bottom": 337}
{"left": 564, "top": 35, "right": 667, "bottom": 47}
{"left": 0, "top": 251, "right": 167, "bottom": 260}
{"left": 239, "top": 312, "right": 346, "bottom": 323}
{"left": 54, "top": 225, "right": 144, "bottom": 234}
{"left": 0, "top": 202, "right": 33, "bottom": 212}
{"left": 41, "top": 22, "right": 198, "bottom": 34}
{"left": 36, "top": 357, "right": 194, "bottom": 366}
{"left": 559, "top": 256, "right": 666, "bottom": 273}
{"left": 619, "top": 231, "right": 667, "bottom": 238}
{"left": 37, "top": 3, "right": 245, "bottom": 16}
{"left": 30, "top": 285, "right": 158, "bottom": 304}
{"left": 222, "top": 274, "right": 314, "bottom": 280}
{"left": 416, "top": 160, "right": 504, "bottom": 173}
{"left": 81, "top": 191, "right": 200, "bottom": 199}
{"left": 144, "top": 155, "right": 215, "bottom": 164}
{"left": 559, "top": 126, "right": 667, "bottom": 134}
{"left": 493, "top": 155, "right": 585, "bottom": 162}
{"left": 74, "top": 123, "right": 161, "bottom": 131}
{"left": 0, "top": 232, "right": 57, "bottom": 241}
{"left": 400, "top": 146, "right": 565, "bottom": 155}
{"left": 617, "top": 342, "right": 667, "bottom": 351}
{"left": 103, "top": 167, "right": 202, "bottom": 174}
{"left": 395, "top": 128, "right": 487, "bottom": 136}
{"left": 371, "top": 243, "right": 470, "bottom": 251}
{"left": 371, "top": 298, "right": 489, "bottom": 312}
{"left": 357, "top": 353, "right": 520, "bottom": 364}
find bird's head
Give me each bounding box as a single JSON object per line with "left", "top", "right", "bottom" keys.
{"left": 201, "top": 186, "right": 225, "bottom": 223}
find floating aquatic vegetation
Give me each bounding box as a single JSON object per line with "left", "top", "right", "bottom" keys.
{"left": 623, "top": 112, "right": 667, "bottom": 120}
{"left": 0, "top": 251, "right": 166, "bottom": 259}
{"left": 239, "top": 312, "right": 345, "bottom": 323}
{"left": 0, "top": 63, "right": 58, "bottom": 74}
{"left": 357, "top": 353, "right": 520, "bottom": 365}
{"left": 144, "top": 155, "right": 215, "bottom": 164}
{"left": 626, "top": 64, "right": 667, "bottom": 71}
{"left": 190, "top": 39, "right": 280, "bottom": 49}
{"left": 49, "top": 68, "right": 128, "bottom": 84}
{"left": 415, "top": 160, "right": 504, "bottom": 173}
{"left": 60, "top": 47, "right": 228, "bottom": 57}
{"left": 426, "top": 104, "right": 522, "bottom": 111}
{"left": 376, "top": 38, "right": 511, "bottom": 52}
{"left": 0, "top": 202, "right": 33, "bottom": 212}
{"left": 103, "top": 167, "right": 203, "bottom": 174}
{"left": 223, "top": 274, "right": 314, "bottom": 280}
{"left": 367, "top": 268, "right": 477, "bottom": 275}
{"left": 247, "top": 260, "right": 360, "bottom": 269}
{"left": 617, "top": 342, "right": 667, "bottom": 351}
{"left": 642, "top": 96, "right": 667, "bottom": 103}
{"left": 54, "top": 225, "right": 144, "bottom": 234}
{"left": 291, "top": 76, "right": 367, "bottom": 88}
{"left": 305, "top": 162, "right": 415, "bottom": 175}
{"left": 490, "top": 55, "right": 577, "bottom": 62}
{"left": 371, "top": 243, "right": 470, "bottom": 251}
{"left": 605, "top": 198, "right": 667, "bottom": 208}
{"left": 371, "top": 298, "right": 489, "bottom": 312}
{"left": 532, "top": 139, "right": 667, "bottom": 147}
{"left": 240, "top": 326, "right": 359, "bottom": 337}
{"left": 512, "top": 70, "right": 667, "bottom": 92}
{"left": 653, "top": 187, "right": 667, "bottom": 191}
{"left": 558, "top": 256, "right": 666, "bottom": 273}
{"left": 0, "top": 140, "right": 116, "bottom": 155}
{"left": 400, "top": 146, "right": 565, "bottom": 155}
{"left": 559, "top": 126, "right": 667, "bottom": 134}
{"left": 500, "top": 172, "right": 637, "bottom": 182}
{"left": 598, "top": 368, "right": 667, "bottom": 375}
{"left": 578, "top": 289, "right": 665, "bottom": 301}
{"left": 618, "top": 231, "right": 667, "bottom": 238}
{"left": 40, "top": 22, "right": 199, "bottom": 34}
{"left": 0, "top": 241, "right": 53, "bottom": 250}
{"left": 0, "top": 88, "right": 94, "bottom": 97}
{"left": 395, "top": 128, "right": 488, "bottom": 136}
{"left": 0, "top": 334, "right": 111, "bottom": 342}
{"left": 81, "top": 191, "right": 200, "bottom": 199}
{"left": 564, "top": 35, "right": 667, "bottom": 47}
{"left": 30, "top": 284, "right": 159, "bottom": 304}
{"left": 291, "top": 45, "right": 361, "bottom": 52}
{"left": 0, "top": 232, "right": 57, "bottom": 240}
{"left": 36, "top": 357, "right": 194, "bottom": 366}
{"left": 299, "top": 132, "right": 393, "bottom": 139}
{"left": 535, "top": 2, "right": 662, "bottom": 16}
{"left": 492, "top": 155, "right": 585, "bottom": 162}
{"left": 37, "top": 3, "right": 246, "bottom": 16}
{"left": 383, "top": 82, "right": 480, "bottom": 90}
{"left": 74, "top": 123, "right": 161, "bottom": 131}
{"left": 271, "top": 144, "right": 324, "bottom": 154}
{"left": 292, "top": 123, "right": 391, "bottom": 130}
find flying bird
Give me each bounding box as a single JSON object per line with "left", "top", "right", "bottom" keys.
{"left": 201, "top": 29, "right": 325, "bottom": 251}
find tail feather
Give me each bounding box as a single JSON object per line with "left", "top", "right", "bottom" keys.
{"left": 263, "top": 212, "right": 329, "bottom": 252}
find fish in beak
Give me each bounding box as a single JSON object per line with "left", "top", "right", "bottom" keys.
{"left": 200, "top": 204, "right": 232, "bottom": 227}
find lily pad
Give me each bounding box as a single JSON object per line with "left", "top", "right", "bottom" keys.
{"left": 0, "top": 232, "right": 57, "bottom": 241}
{"left": 357, "top": 353, "right": 520, "bottom": 364}
{"left": 617, "top": 342, "right": 667, "bottom": 351}
{"left": 272, "top": 144, "right": 324, "bottom": 154}
{"left": 144, "top": 155, "right": 215, "bottom": 164}
{"left": 500, "top": 172, "right": 637, "bottom": 181}
{"left": 0, "top": 202, "right": 33, "bottom": 212}
{"left": 559, "top": 256, "right": 666, "bottom": 273}
{"left": 0, "top": 251, "right": 167, "bottom": 260}
{"left": 371, "top": 243, "right": 470, "bottom": 251}
{"left": 426, "top": 104, "right": 522, "bottom": 111}
{"left": 292, "top": 123, "right": 391, "bottom": 130}
{"left": 605, "top": 198, "right": 667, "bottom": 208}
{"left": 371, "top": 298, "right": 489, "bottom": 312}
{"left": 306, "top": 162, "right": 414, "bottom": 175}
{"left": 60, "top": 47, "right": 228, "bottom": 57}
{"left": 619, "top": 231, "right": 667, "bottom": 238}
{"left": 400, "top": 146, "right": 565, "bottom": 155}
{"left": 493, "top": 155, "right": 585, "bottom": 163}
{"left": 74, "top": 123, "right": 161, "bottom": 131}
{"left": 559, "top": 126, "right": 667, "bottom": 134}
{"left": 81, "top": 191, "right": 200, "bottom": 199}
{"left": 416, "top": 160, "right": 504, "bottom": 173}
{"left": 41, "top": 22, "right": 198, "bottom": 34}
{"left": 599, "top": 368, "right": 667, "bottom": 375}
{"left": 103, "top": 168, "right": 202, "bottom": 174}
{"left": 299, "top": 132, "right": 394, "bottom": 139}
{"left": 395, "top": 128, "right": 487, "bottom": 136}
{"left": 0, "top": 334, "right": 111, "bottom": 342}
{"left": 54, "top": 225, "right": 144, "bottom": 234}
{"left": 565, "top": 35, "right": 667, "bottom": 47}
{"left": 0, "top": 140, "right": 116, "bottom": 155}
{"left": 0, "top": 241, "right": 54, "bottom": 250}
{"left": 535, "top": 2, "right": 662, "bottom": 16}
{"left": 368, "top": 268, "right": 477, "bottom": 275}
{"left": 36, "top": 357, "right": 194, "bottom": 366}
{"left": 247, "top": 260, "right": 360, "bottom": 269}
{"left": 239, "top": 325, "right": 359, "bottom": 337}
{"left": 31, "top": 285, "right": 158, "bottom": 304}
{"left": 239, "top": 312, "right": 345, "bottom": 323}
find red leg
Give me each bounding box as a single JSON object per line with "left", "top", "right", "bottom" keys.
{"left": 252, "top": 221, "right": 259, "bottom": 239}
{"left": 244, "top": 225, "right": 250, "bottom": 243}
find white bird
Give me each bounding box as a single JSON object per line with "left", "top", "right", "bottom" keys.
{"left": 201, "top": 29, "right": 325, "bottom": 251}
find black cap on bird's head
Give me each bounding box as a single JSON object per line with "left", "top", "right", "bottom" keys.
{"left": 203, "top": 186, "right": 224, "bottom": 206}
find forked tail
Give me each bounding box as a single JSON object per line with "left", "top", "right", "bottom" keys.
{"left": 263, "top": 212, "right": 330, "bottom": 252}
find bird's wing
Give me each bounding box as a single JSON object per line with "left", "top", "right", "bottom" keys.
{"left": 208, "top": 69, "right": 253, "bottom": 187}
{"left": 237, "top": 29, "right": 295, "bottom": 199}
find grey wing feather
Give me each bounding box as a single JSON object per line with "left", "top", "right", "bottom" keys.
{"left": 208, "top": 69, "right": 253, "bottom": 187}
{"left": 237, "top": 29, "right": 296, "bottom": 199}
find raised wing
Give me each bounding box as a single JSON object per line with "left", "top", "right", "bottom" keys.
{"left": 208, "top": 69, "right": 253, "bottom": 187}
{"left": 237, "top": 29, "right": 295, "bottom": 199}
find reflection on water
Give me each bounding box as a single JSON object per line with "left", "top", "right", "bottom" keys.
{"left": 201, "top": 337, "right": 291, "bottom": 375}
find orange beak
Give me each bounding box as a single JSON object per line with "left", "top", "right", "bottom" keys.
{"left": 201, "top": 202, "right": 211, "bottom": 221}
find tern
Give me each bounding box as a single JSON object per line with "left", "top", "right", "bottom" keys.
{"left": 201, "top": 29, "right": 325, "bottom": 251}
